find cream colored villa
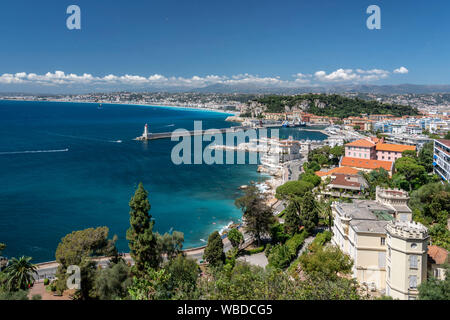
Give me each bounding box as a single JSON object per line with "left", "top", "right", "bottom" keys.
{"left": 331, "top": 186, "right": 429, "bottom": 300}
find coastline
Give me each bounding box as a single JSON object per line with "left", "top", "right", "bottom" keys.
{"left": 0, "top": 98, "right": 236, "bottom": 116}
{"left": 1, "top": 100, "right": 317, "bottom": 264}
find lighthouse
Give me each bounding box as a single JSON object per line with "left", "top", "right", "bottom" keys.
{"left": 143, "top": 124, "right": 149, "bottom": 139}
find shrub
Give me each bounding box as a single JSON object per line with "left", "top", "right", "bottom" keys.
{"left": 44, "top": 278, "right": 50, "bottom": 286}
{"left": 268, "top": 230, "right": 308, "bottom": 269}
{"left": 285, "top": 230, "right": 308, "bottom": 256}
{"left": 269, "top": 222, "right": 290, "bottom": 244}
{"left": 246, "top": 246, "right": 265, "bottom": 255}
{"left": 267, "top": 244, "right": 292, "bottom": 269}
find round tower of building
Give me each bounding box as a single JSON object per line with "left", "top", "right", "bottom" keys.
{"left": 385, "top": 220, "right": 429, "bottom": 300}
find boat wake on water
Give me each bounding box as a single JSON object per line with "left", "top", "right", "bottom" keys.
{"left": 0, "top": 148, "right": 69, "bottom": 155}
{"left": 44, "top": 132, "right": 123, "bottom": 144}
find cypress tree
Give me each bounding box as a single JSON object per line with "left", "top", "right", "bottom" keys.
{"left": 203, "top": 231, "right": 224, "bottom": 267}
{"left": 284, "top": 199, "right": 302, "bottom": 235}
{"left": 300, "top": 192, "right": 319, "bottom": 233}
{"left": 126, "top": 183, "right": 159, "bottom": 274}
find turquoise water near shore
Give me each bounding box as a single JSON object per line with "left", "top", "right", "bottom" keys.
{"left": 0, "top": 100, "right": 327, "bottom": 262}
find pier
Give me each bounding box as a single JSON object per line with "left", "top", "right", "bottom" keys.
{"left": 135, "top": 125, "right": 249, "bottom": 141}
{"left": 135, "top": 123, "right": 329, "bottom": 141}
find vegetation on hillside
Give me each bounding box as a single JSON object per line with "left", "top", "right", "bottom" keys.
{"left": 251, "top": 94, "right": 419, "bottom": 118}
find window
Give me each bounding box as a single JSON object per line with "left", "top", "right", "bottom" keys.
{"left": 410, "top": 255, "right": 418, "bottom": 269}
{"left": 378, "top": 252, "right": 386, "bottom": 268}
{"left": 409, "top": 275, "right": 417, "bottom": 289}
{"left": 434, "top": 269, "right": 439, "bottom": 278}
{"left": 411, "top": 243, "right": 417, "bottom": 249}
{"left": 381, "top": 237, "right": 386, "bottom": 245}
{"left": 388, "top": 266, "right": 391, "bottom": 279}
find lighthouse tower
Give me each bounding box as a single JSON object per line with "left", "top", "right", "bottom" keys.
{"left": 143, "top": 124, "right": 149, "bottom": 139}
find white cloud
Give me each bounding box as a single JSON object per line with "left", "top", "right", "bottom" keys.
{"left": 393, "top": 66, "right": 409, "bottom": 74}
{"left": 313, "top": 68, "right": 391, "bottom": 83}
{"left": 0, "top": 67, "right": 408, "bottom": 89}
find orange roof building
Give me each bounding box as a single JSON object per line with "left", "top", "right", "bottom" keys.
{"left": 376, "top": 144, "right": 416, "bottom": 153}
{"left": 340, "top": 157, "right": 394, "bottom": 175}
{"left": 427, "top": 245, "right": 448, "bottom": 265}
{"left": 427, "top": 245, "right": 449, "bottom": 280}
{"left": 315, "top": 166, "right": 361, "bottom": 178}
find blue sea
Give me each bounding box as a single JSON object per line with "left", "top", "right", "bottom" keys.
{"left": 0, "top": 100, "right": 327, "bottom": 262}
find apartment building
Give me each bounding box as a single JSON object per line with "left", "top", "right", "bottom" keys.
{"left": 433, "top": 139, "right": 450, "bottom": 181}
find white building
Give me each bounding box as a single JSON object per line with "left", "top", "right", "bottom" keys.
{"left": 331, "top": 187, "right": 429, "bottom": 299}
{"left": 433, "top": 139, "right": 450, "bottom": 182}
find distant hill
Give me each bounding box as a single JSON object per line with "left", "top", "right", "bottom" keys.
{"left": 250, "top": 94, "right": 419, "bottom": 119}
{"left": 190, "top": 83, "right": 450, "bottom": 95}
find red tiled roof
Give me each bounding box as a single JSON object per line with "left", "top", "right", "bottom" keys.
{"left": 428, "top": 245, "right": 448, "bottom": 265}
{"left": 345, "top": 139, "right": 376, "bottom": 148}
{"left": 341, "top": 157, "right": 393, "bottom": 171}
{"left": 329, "top": 174, "right": 361, "bottom": 189}
{"left": 437, "top": 139, "right": 450, "bottom": 148}
{"left": 315, "top": 166, "right": 360, "bottom": 177}
{"left": 376, "top": 143, "right": 416, "bottom": 152}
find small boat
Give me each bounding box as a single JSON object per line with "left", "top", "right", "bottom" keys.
{"left": 97, "top": 103, "right": 103, "bottom": 109}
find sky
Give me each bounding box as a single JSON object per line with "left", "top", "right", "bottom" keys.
{"left": 0, "top": 0, "right": 449, "bottom": 93}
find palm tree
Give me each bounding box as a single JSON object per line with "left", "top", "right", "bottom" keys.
{"left": 4, "top": 256, "right": 37, "bottom": 291}
{"left": 317, "top": 200, "right": 333, "bottom": 231}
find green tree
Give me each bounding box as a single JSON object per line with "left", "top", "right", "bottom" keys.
{"left": 299, "top": 172, "right": 321, "bottom": 187}
{"left": 203, "top": 231, "right": 224, "bottom": 267}
{"left": 267, "top": 244, "right": 292, "bottom": 269}
{"left": 126, "top": 183, "right": 160, "bottom": 275}
{"left": 299, "top": 192, "right": 319, "bottom": 233}
{"left": 402, "top": 149, "right": 418, "bottom": 159}
{"left": 393, "top": 157, "right": 427, "bottom": 191}
{"left": 296, "top": 273, "right": 361, "bottom": 300}
{"left": 418, "top": 142, "right": 434, "bottom": 173}
{"left": 363, "top": 168, "right": 391, "bottom": 199}
{"left": 93, "top": 260, "right": 132, "bottom": 300}
{"left": 299, "top": 245, "right": 353, "bottom": 280}
{"left": 198, "top": 261, "right": 299, "bottom": 300}
{"left": 128, "top": 267, "right": 170, "bottom": 300}
{"left": 275, "top": 180, "right": 314, "bottom": 200}
{"left": 269, "top": 222, "right": 289, "bottom": 244}
{"left": 284, "top": 200, "right": 302, "bottom": 235}
{"left": 227, "top": 228, "right": 244, "bottom": 250}
{"left": 4, "top": 256, "right": 37, "bottom": 291}
{"left": 316, "top": 200, "right": 333, "bottom": 231}
{"left": 235, "top": 185, "right": 275, "bottom": 246}
{"left": 156, "top": 231, "right": 184, "bottom": 260}
{"left": 330, "top": 145, "right": 344, "bottom": 165}
{"left": 418, "top": 266, "right": 450, "bottom": 300}
{"left": 444, "top": 131, "right": 450, "bottom": 139}
{"left": 165, "top": 255, "right": 200, "bottom": 299}
{"left": 303, "top": 161, "right": 321, "bottom": 172}
{"left": 54, "top": 226, "right": 117, "bottom": 299}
